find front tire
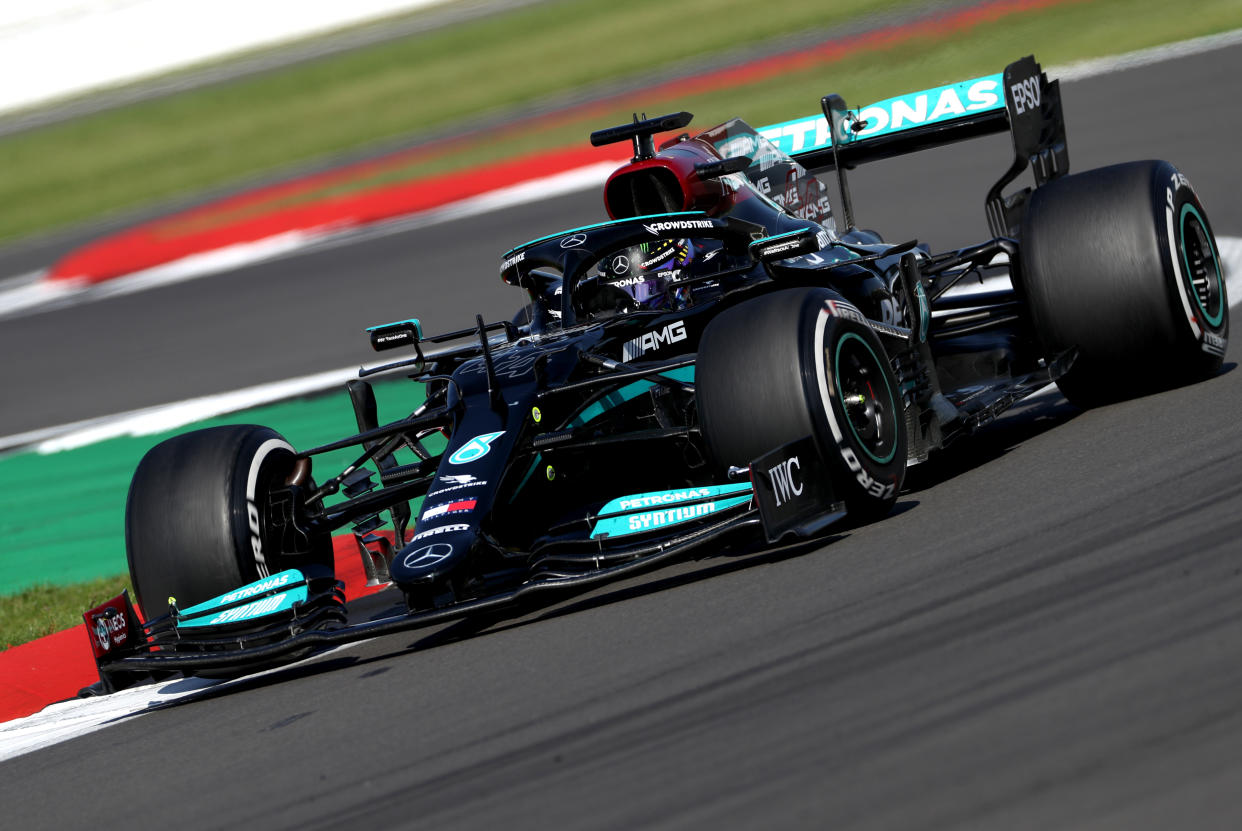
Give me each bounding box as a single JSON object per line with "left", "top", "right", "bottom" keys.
{"left": 697, "top": 288, "right": 906, "bottom": 522}
{"left": 1019, "top": 160, "right": 1228, "bottom": 406}
{"left": 125, "top": 425, "right": 331, "bottom": 616}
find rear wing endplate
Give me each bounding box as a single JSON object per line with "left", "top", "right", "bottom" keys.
{"left": 756, "top": 56, "right": 1068, "bottom": 238}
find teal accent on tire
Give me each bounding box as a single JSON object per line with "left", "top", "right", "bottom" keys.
{"left": 834, "top": 332, "right": 897, "bottom": 465}
{"left": 1179, "top": 202, "right": 1225, "bottom": 328}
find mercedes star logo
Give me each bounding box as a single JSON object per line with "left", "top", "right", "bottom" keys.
{"left": 402, "top": 542, "right": 455, "bottom": 570}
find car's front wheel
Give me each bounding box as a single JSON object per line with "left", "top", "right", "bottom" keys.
{"left": 125, "top": 425, "right": 332, "bottom": 616}
{"left": 696, "top": 287, "right": 906, "bottom": 523}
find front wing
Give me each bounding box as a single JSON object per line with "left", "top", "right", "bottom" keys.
{"left": 83, "top": 441, "right": 850, "bottom": 692}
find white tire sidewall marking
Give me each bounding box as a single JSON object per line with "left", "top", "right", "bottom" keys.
{"left": 245, "top": 438, "right": 294, "bottom": 578}
{"left": 814, "top": 307, "right": 847, "bottom": 446}
{"left": 1167, "top": 186, "right": 1203, "bottom": 340}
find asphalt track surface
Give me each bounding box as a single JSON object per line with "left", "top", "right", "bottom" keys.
{"left": 4, "top": 46, "right": 1242, "bottom": 829}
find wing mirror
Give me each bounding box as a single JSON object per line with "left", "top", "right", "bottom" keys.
{"left": 748, "top": 228, "right": 828, "bottom": 263}
{"left": 367, "top": 318, "right": 423, "bottom": 352}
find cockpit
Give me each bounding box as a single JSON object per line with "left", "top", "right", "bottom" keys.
{"left": 500, "top": 117, "right": 838, "bottom": 331}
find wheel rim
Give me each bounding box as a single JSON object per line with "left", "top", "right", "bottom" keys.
{"left": 1180, "top": 203, "right": 1225, "bottom": 329}
{"left": 834, "top": 332, "right": 898, "bottom": 465}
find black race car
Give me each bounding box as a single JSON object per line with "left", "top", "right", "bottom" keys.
{"left": 84, "top": 56, "right": 1228, "bottom": 691}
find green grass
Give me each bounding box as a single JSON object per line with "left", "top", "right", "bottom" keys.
{"left": 0, "top": 576, "right": 132, "bottom": 650}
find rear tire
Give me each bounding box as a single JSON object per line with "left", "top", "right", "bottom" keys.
{"left": 125, "top": 425, "right": 331, "bottom": 616}
{"left": 697, "top": 288, "right": 906, "bottom": 522}
{"left": 1019, "top": 160, "right": 1228, "bottom": 406}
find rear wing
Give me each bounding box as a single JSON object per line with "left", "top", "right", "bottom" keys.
{"left": 756, "top": 56, "right": 1068, "bottom": 238}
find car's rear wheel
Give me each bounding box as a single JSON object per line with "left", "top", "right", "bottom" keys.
{"left": 1019, "top": 160, "right": 1228, "bottom": 406}
{"left": 125, "top": 425, "right": 332, "bottom": 617}
{"left": 697, "top": 287, "right": 906, "bottom": 523}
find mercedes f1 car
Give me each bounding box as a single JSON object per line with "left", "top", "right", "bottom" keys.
{"left": 84, "top": 56, "right": 1228, "bottom": 691}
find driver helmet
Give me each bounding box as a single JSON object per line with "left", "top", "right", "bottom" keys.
{"left": 596, "top": 238, "right": 696, "bottom": 311}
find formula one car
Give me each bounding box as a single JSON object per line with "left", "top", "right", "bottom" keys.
{"left": 84, "top": 56, "right": 1228, "bottom": 691}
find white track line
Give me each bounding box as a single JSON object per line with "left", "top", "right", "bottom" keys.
{"left": 0, "top": 642, "right": 362, "bottom": 763}
{"left": 1050, "top": 28, "right": 1242, "bottom": 81}
{"left": 0, "top": 677, "right": 225, "bottom": 763}
{"left": 0, "top": 364, "right": 364, "bottom": 454}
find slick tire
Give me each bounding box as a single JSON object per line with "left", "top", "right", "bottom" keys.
{"left": 1019, "top": 160, "right": 1228, "bottom": 407}
{"left": 125, "top": 425, "right": 331, "bottom": 616}
{"left": 697, "top": 287, "right": 906, "bottom": 523}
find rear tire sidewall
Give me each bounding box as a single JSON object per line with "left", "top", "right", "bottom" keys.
{"left": 1019, "top": 160, "right": 1228, "bottom": 405}
{"left": 1163, "top": 172, "right": 1229, "bottom": 369}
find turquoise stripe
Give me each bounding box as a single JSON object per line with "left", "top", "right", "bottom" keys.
{"left": 597, "top": 482, "right": 753, "bottom": 517}
{"left": 590, "top": 494, "right": 751, "bottom": 539}
{"left": 752, "top": 229, "right": 807, "bottom": 244}
{"left": 510, "top": 365, "right": 696, "bottom": 503}
{"left": 756, "top": 73, "right": 1005, "bottom": 157}
{"left": 502, "top": 212, "right": 710, "bottom": 258}
{"left": 176, "top": 569, "right": 309, "bottom": 628}
{"left": 1179, "top": 202, "right": 1225, "bottom": 328}
{"left": 507, "top": 453, "right": 543, "bottom": 504}
{"left": 567, "top": 365, "right": 695, "bottom": 428}
{"left": 365, "top": 317, "right": 423, "bottom": 335}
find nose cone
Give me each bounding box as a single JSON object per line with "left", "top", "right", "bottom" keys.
{"left": 389, "top": 528, "right": 476, "bottom": 588}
